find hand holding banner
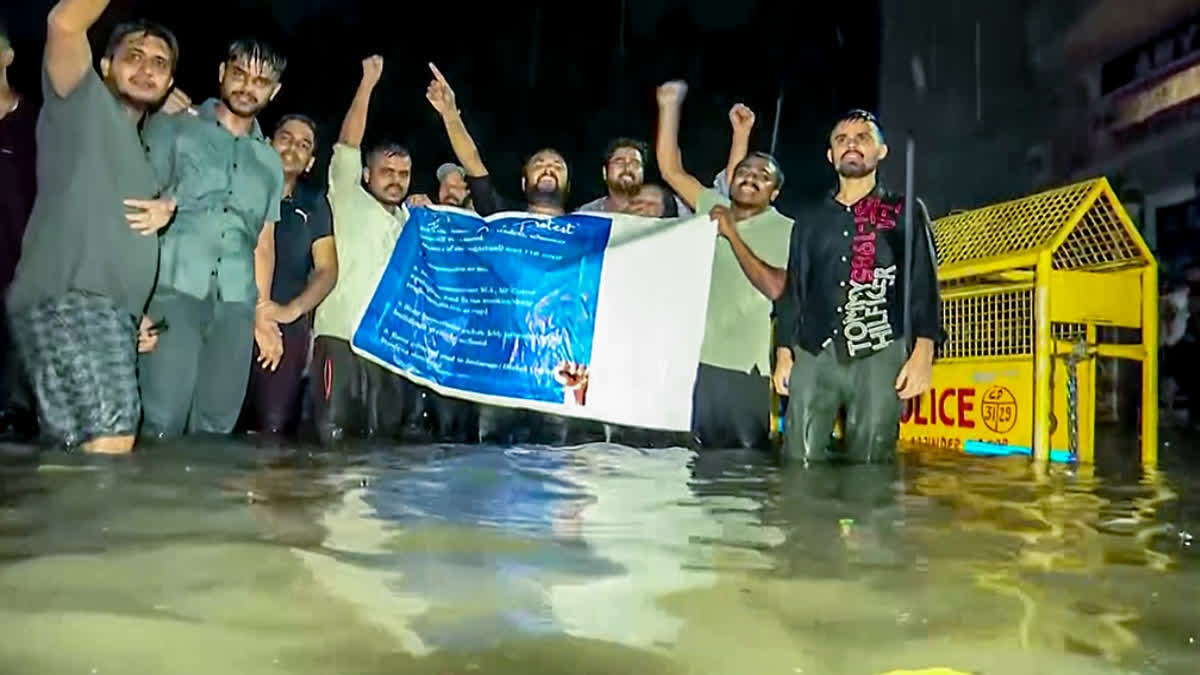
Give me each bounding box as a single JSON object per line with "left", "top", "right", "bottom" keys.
{"left": 351, "top": 206, "right": 716, "bottom": 431}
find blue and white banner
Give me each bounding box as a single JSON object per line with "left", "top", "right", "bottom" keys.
{"left": 350, "top": 206, "right": 716, "bottom": 431}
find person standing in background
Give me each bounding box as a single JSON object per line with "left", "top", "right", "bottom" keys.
{"left": 241, "top": 113, "right": 337, "bottom": 436}
{"left": 0, "top": 19, "right": 38, "bottom": 438}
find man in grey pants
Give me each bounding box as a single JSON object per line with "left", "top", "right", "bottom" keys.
{"left": 137, "top": 39, "right": 287, "bottom": 438}
{"left": 773, "top": 109, "right": 943, "bottom": 464}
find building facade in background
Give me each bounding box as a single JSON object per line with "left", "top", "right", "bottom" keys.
{"left": 883, "top": 0, "right": 1200, "bottom": 274}
{"left": 1053, "top": 0, "right": 1200, "bottom": 274}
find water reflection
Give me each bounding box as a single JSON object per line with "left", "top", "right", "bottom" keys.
{"left": 0, "top": 438, "right": 1194, "bottom": 674}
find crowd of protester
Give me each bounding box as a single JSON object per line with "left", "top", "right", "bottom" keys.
{"left": 0, "top": 0, "right": 942, "bottom": 463}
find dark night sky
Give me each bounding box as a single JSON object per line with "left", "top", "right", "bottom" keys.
{"left": 3, "top": 0, "right": 881, "bottom": 213}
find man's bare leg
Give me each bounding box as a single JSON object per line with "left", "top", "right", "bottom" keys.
{"left": 82, "top": 434, "right": 135, "bottom": 454}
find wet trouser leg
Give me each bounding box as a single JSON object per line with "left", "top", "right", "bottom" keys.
{"left": 783, "top": 341, "right": 907, "bottom": 464}
{"left": 478, "top": 405, "right": 525, "bottom": 444}
{"left": 362, "top": 360, "right": 422, "bottom": 439}
{"left": 139, "top": 290, "right": 207, "bottom": 438}
{"left": 0, "top": 303, "right": 36, "bottom": 437}
{"left": 243, "top": 319, "right": 311, "bottom": 435}
{"left": 186, "top": 298, "right": 255, "bottom": 434}
{"left": 782, "top": 346, "right": 842, "bottom": 463}
{"left": 840, "top": 341, "right": 907, "bottom": 463}
{"left": 309, "top": 336, "right": 364, "bottom": 443}
{"left": 423, "top": 390, "right": 479, "bottom": 443}
{"left": 690, "top": 363, "right": 772, "bottom": 449}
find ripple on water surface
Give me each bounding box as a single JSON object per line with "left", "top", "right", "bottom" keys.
{"left": 0, "top": 436, "right": 1195, "bottom": 674}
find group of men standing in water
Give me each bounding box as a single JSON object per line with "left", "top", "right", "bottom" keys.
{"left": 0, "top": 0, "right": 942, "bottom": 463}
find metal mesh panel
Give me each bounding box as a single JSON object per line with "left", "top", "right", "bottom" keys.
{"left": 933, "top": 181, "right": 1097, "bottom": 267}
{"left": 1053, "top": 322, "right": 1087, "bottom": 342}
{"left": 1051, "top": 189, "right": 1145, "bottom": 270}
{"left": 939, "top": 287, "right": 1034, "bottom": 359}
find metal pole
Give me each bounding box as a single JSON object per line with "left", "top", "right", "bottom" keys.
{"left": 528, "top": 1, "right": 542, "bottom": 89}
{"left": 618, "top": 0, "right": 626, "bottom": 58}
{"left": 1141, "top": 265, "right": 1159, "bottom": 466}
{"left": 770, "top": 86, "right": 784, "bottom": 156}
{"left": 1033, "top": 255, "right": 1053, "bottom": 462}
{"left": 975, "top": 20, "right": 982, "bottom": 123}
{"left": 903, "top": 137, "right": 915, "bottom": 345}
{"left": 904, "top": 56, "right": 926, "bottom": 349}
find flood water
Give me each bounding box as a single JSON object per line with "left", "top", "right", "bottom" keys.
{"left": 0, "top": 434, "right": 1196, "bottom": 674}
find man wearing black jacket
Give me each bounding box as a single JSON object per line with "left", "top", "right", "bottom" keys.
{"left": 773, "top": 110, "right": 942, "bottom": 464}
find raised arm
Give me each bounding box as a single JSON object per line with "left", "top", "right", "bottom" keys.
{"left": 45, "top": 0, "right": 109, "bottom": 97}
{"left": 725, "top": 104, "right": 754, "bottom": 182}
{"left": 339, "top": 55, "right": 383, "bottom": 149}
{"left": 654, "top": 80, "right": 705, "bottom": 211}
{"left": 426, "top": 63, "right": 487, "bottom": 178}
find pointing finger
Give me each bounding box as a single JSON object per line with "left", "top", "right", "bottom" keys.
{"left": 429, "top": 62, "right": 448, "bottom": 85}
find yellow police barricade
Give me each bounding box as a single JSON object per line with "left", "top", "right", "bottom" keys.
{"left": 899, "top": 177, "right": 1158, "bottom": 465}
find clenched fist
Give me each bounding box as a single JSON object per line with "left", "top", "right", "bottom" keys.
{"left": 729, "top": 103, "right": 755, "bottom": 134}
{"left": 361, "top": 55, "right": 384, "bottom": 88}
{"left": 656, "top": 80, "right": 688, "bottom": 108}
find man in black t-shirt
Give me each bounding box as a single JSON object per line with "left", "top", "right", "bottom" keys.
{"left": 424, "top": 64, "right": 608, "bottom": 445}
{"left": 425, "top": 63, "right": 569, "bottom": 218}
{"left": 242, "top": 114, "right": 337, "bottom": 435}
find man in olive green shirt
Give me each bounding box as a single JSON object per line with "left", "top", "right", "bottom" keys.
{"left": 137, "top": 39, "right": 286, "bottom": 438}
{"left": 655, "top": 80, "right": 793, "bottom": 450}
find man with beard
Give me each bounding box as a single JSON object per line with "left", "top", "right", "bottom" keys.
{"left": 436, "top": 162, "right": 474, "bottom": 211}
{"left": 655, "top": 80, "right": 793, "bottom": 450}
{"left": 425, "top": 63, "right": 569, "bottom": 217}
{"left": 406, "top": 162, "right": 476, "bottom": 212}
{"left": 7, "top": 0, "right": 178, "bottom": 452}
{"left": 311, "top": 55, "right": 436, "bottom": 443}
{"left": 773, "top": 109, "right": 941, "bottom": 464}
{"left": 577, "top": 138, "right": 647, "bottom": 213}
{"left": 137, "top": 39, "right": 287, "bottom": 438}
{"left": 240, "top": 114, "right": 337, "bottom": 436}
{"left": 426, "top": 64, "right": 610, "bottom": 445}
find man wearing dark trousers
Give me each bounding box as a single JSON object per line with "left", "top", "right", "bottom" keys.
{"left": 241, "top": 113, "right": 337, "bottom": 436}
{"left": 774, "top": 109, "right": 942, "bottom": 464}
{"left": 138, "top": 39, "right": 287, "bottom": 438}
{"left": 655, "top": 79, "right": 793, "bottom": 450}
{"left": 0, "top": 20, "right": 39, "bottom": 439}
{"left": 311, "top": 55, "right": 432, "bottom": 443}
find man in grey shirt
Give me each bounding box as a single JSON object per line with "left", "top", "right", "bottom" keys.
{"left": 6, "top": 0, "right": 179, "bottom": 453}
{"left": 577, "top": 138, "right": 652, "bottom": 213}
{"left": 138, "top": 39, "right": 286, "bottom": 438}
